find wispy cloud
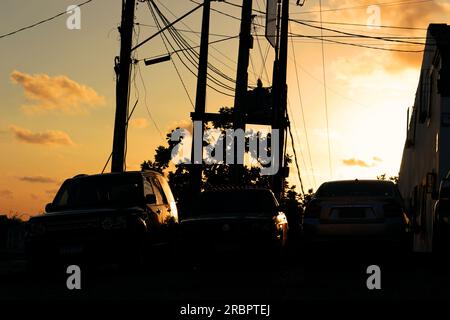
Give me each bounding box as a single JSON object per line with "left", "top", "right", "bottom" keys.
{"left": 0, "top": 189, "right": 13, "bottom": 199}
{"left": 10, "top": 70, "right": 106, "bottom": 114}
{"left": 342, "top": 158, "right": 373, "bottom": 168}
{"left": 129, "top": 118, "right": 148, "bottom": 129}
{"left": 18, "top": 176, "right": 58, "bottom": 184}
{"left": 373, "top": 156, "right": 382, "bottom": 162}
{"left": 309, "top": 0, "right": 450, "bottom": 72}
{"left": 10, "top": 125, "right": 74, "bottom": 146}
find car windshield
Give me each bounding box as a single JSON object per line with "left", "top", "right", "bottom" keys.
{"left": 52, "top": 174, "right": 143, "bottom": 210}
{"left": 193, "top": 190, "right": 278, "bottom": 216}
{"left": 315, "top": 181, "right": 396, "bottom": 198}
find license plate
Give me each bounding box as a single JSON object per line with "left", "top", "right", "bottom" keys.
{"left": 59, "top": 244, "right": 84, "bottom": 255}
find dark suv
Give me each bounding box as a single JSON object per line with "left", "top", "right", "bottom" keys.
{"left": 179, "top": 188, "right": 288, "bottom": 265}
{"left": 25, "top": 170, "right": 178, "bottom": 266}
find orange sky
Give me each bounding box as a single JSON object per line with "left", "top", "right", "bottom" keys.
{"left": 0, "top": 0, "right": 449, "bottom": 217}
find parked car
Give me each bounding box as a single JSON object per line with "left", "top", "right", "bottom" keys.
{"left": 178, "top": 188, "right": 288, "bottom": 266}
{"left": 302, "top": 179, "right": 411, "bottom": 254}
{"left": 25, "top": 170, "right": 178, "bottom": 267}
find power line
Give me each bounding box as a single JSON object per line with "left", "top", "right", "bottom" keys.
{"left": 149, "top": 1, "right": 236, "bottom": 97}
{"left": 289, "top": 21, "right": 317, "bottom": 189}
{"left": 290, "top": 33, "right": 425, "bottom": 52}
{"left": 291, "top": 20, "right": 428, "bottom": 45}
{"left": 287, "top": 99, "right": 311, "bottom": 189}
{"left": 136, "top": 23, "right": 233, "bottom": 38}
{"left": 147, "top": 3, "right": 195, "bottom": 109}
{"left": 287, "top": 121, "right": 306, "bottom": 196}
{"left": 290, "top": 0, "right": 433, "bottom": 15}
{"left": 216, "top": 1, "right": 426, "bottom": 52}
{"left": 0, "top": 0, "right": 93, "bottom": 40}
{"left": 294, "top": 19, "right": 428, "bottom": 31}
{"left": 151, "top": 1, "right": 237, "bottom": 90}
{"left": 318, "top": 0, "right": 333, "bottom": 179}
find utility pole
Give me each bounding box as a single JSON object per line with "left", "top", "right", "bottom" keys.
{"left": 190, "top": 0, "right": 211, "bottom": 197}
{"left": 111, "top": 0, "right": 136, "bottom": 173}
{"left": 271, "top": 0, "right": 289, "bottom": 199}
{"left": 232, "top": 0, "right": 253, "bottom": 183}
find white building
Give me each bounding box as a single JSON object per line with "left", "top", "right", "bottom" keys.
{"left": 398, "top": 24, "right": 450, "bottom": 252}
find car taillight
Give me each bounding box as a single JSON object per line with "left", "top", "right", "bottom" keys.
{"left": 304, "top": 202, "right": 321, "bottom": 218}
{"left": 383, "top": 202, "right": 403, "bottom": 218}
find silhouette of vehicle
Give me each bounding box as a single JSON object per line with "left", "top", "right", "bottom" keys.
{"left": 25, "top": 171, "right": 178, "bottom": 267}
{"left": 302, "top": 180, "right": 411, "bottom": 254}
{"left": 178, "top": 187, "right": 288, "bottom": 266}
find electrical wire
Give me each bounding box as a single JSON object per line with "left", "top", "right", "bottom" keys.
{"left": 202, "top": 0, "right": 427, "bottom": 53}
{"left": 0, "top": 0, "right": 93, "bottom": 40}
{"left": 290, "top": 0, "right": 433, "bottom": 15}
{"left": 289, "top": 21, "right": 317, "bottom": 188}
{"left": 287, "top": 121, "right": 306, "bottom": 196}
{"left": 147, "top": 4, "right": 195, "bottom": 109}
{"left": 318, "top": 0, "right": 333, "bottom": 178}
{"left": 149, "top": 0, "right": 237, "bottom": 97}
{"left": 147, "top": 1, "right": 234, "bottom": 97}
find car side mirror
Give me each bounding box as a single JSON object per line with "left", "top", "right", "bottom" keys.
{"left": 45, "top": 203, "right": 54, "bottom": 212}
{"left": 145, "top": 194, "right": 157, "bottom": 204}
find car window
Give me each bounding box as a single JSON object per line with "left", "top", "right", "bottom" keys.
{"left": 150, "top": 176, "right": 167, "bottom": 205}
{"left": 52, "top": 174, "right": 143, "bottom": 209}
{"left": 144, "top": 178, "right": 155, "bottom": 197}
{"left": 157, "top": 175, "right": 175, "bottom": 203}
{"left": 316, "top": 181, "right": 395, "bottom": 198}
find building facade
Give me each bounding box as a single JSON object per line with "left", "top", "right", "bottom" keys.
{"left": 398, "top": 24, "right": 450, "bottom": 252}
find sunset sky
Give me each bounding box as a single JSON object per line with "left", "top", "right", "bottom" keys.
{"left": 0, "top": 0, "right": 448, "bottom": 217}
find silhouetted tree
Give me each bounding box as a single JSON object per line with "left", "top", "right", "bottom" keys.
{"left": 377, "top": 173, "right": 399, "bottom": 184}
{"left": 141, "top": 107, "right": 304, "bottom": 218}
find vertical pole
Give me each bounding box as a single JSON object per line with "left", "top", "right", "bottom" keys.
{"left": 272, "top": 0, "right": 289, "bottom": 199}
{"left": 232, "top": 0, "right": 253, "bottom": 184}
{"left": 190, "top": 0, "right": 211, "bottom": 197}
{"left": 112, "top": 0, "right": 136, "bottom": 173}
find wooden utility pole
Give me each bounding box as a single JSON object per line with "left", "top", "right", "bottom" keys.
{"left": 112, "top": 0, "right": 136, "bottom": 172}
{"left": 272, "top": 0, "right": 289, "bottom": 199}
{"left": 232, "top": 0, "right": 253, "bottom": 183}
{"left": 190, "top": 0, "right": 211, "bottom": 196}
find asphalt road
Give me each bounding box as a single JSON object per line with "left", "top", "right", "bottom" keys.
{"left": 1, "top": 249, "right": 449, "bottom": 303}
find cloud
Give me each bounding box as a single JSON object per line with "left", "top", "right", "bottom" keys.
{"left": 10, "top": 70, "right": 106, "bottom": 114}
{"left": 167, "top": 119, "right": 193, "bottom": 135}
{"left": 18, "top": 176, "right": 58, "bottom": 184}
{"left": 342, "top": 158, "right": 373, "bottom": 168}
{"left": 373, "top": 156, "right": 382, "bottom": 162}
{"left": 303, "top": 0, "right": 450, "bottom": 73}
{"left": 10, "top": 125, "right": 74, "bottom": 146}
{"left": 129, "top": 118, "right": 148, "bottom": 129}
{"left": 0, "top": 190, "right": 13, "bottom": 199}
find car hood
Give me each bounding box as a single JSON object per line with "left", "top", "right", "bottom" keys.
{"left": 181, "top": 215, "right": 272, "bottom": 223}
{"left": 30, "top": 206, "right": 144, "bottom": 222}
